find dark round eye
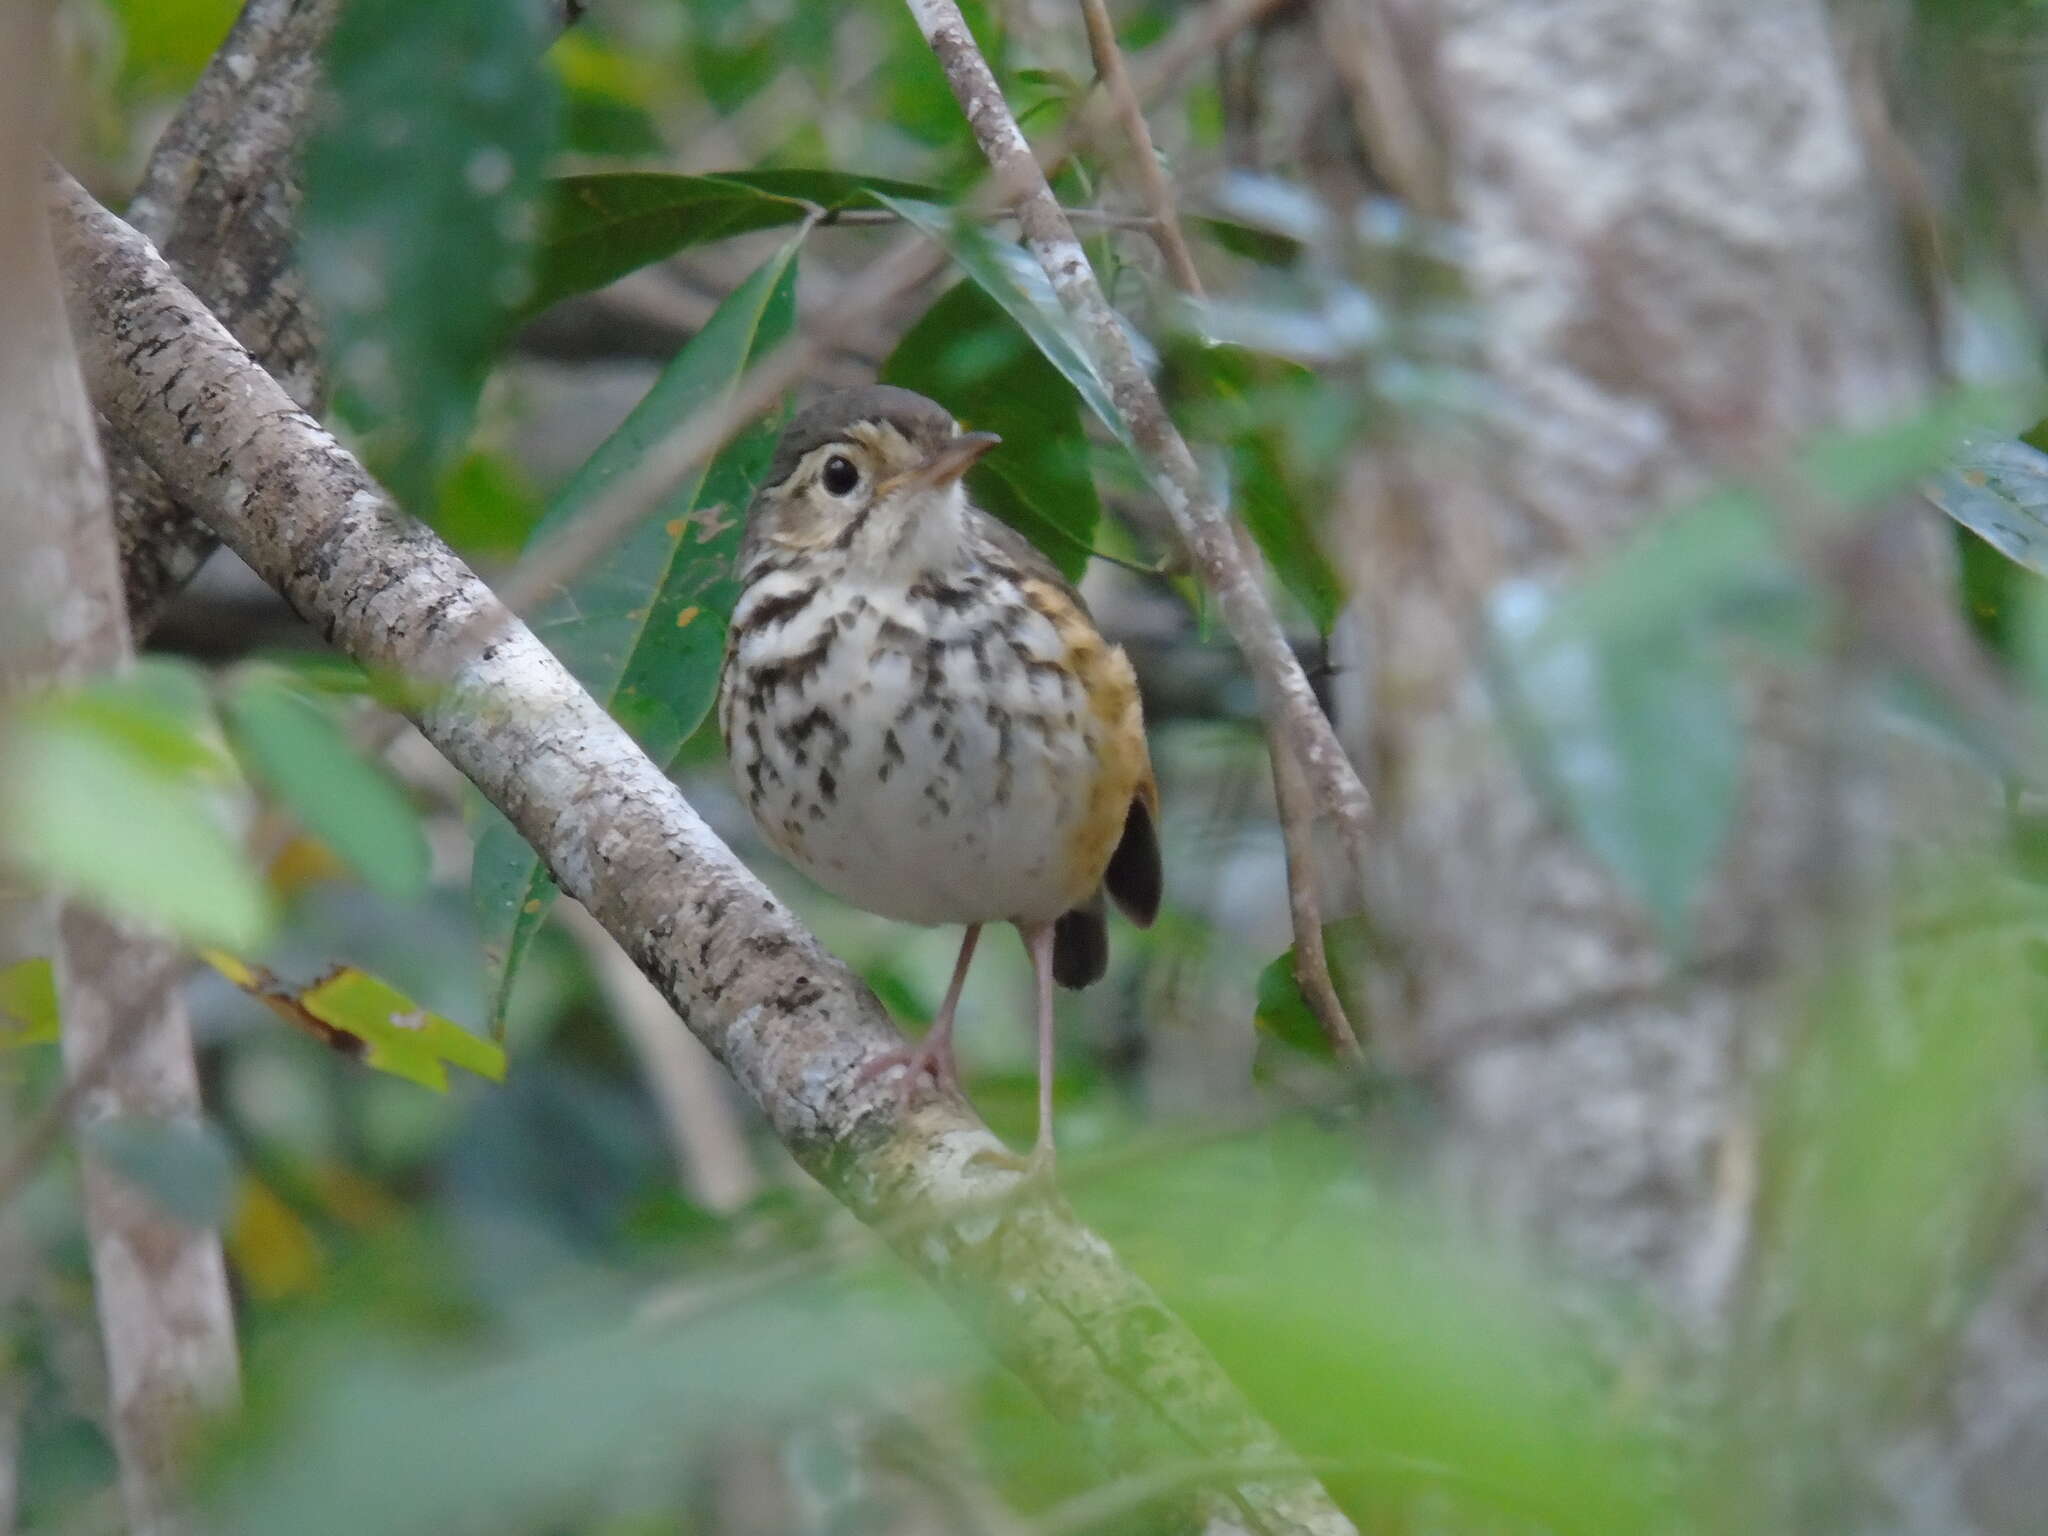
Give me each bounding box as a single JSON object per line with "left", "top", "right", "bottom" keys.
{"left": 821, "top": 455, "right": 860, "bottom": 496}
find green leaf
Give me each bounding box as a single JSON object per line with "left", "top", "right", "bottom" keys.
{"left": 529, "top": 170, "right": 935, "bottom": 315}
{"left": 1253, "top": 918, "right": 1372, "bottom": 1062}
{"left": 1, "top": 705, "right": 272, "bottom": 951}
{"left": 300, "top": 967, "right": 505, "bottom": 1091}
{"left": 303, "top": 0, "right": 559, "bottom": 509}
{"left": 223, "top": 675, "right": 431, "bottom": 903}
{"left": 472, "top": 242, "right": 801, "bottom": 1036}
{"left": 875, "top": 195, "right": 1139, "bottom": 459}
{"left": 882, "top": 280, "right": 1102, "bottom": 581}
{"left": 1926, "top": 434, "right": 2048, "bottom": 578}
{"left": 435, "top": 448, "right": 546, "bottom": 561}
{"left": 1490, "top": 581, "right": 1743, "bottom": 948}
{"left": 0, "top": 958, "right": 58, "bottom": 1048}
{"left": 85, "top": 1116, "right": 236, "bottom": 1229}
{"left": 54, "top": 660, "right": 231, "bottom": 779}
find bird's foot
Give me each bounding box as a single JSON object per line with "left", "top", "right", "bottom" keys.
{"left": 968, "top": 1135, "right": 1057, "bottom": 1190}
{"left": 856, "top": 1029, "right": 962, "bottom": 1112}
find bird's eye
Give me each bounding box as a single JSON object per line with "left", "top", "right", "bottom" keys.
{"left": 821, "top": 455, "right": 860, "bottom": 496}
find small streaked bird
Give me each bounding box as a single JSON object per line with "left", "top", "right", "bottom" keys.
{"left": 718, "top": 386, "right": 1160, "bottom": 1168}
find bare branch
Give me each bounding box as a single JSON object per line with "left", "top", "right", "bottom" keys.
{"left": 1064, "top": 0, "right": 1359, "bottom": 1056}
{"left": 1075, "top": 0, "right": 1205, "bottom": 296}
{"left": 904, "top": 0, "right": 1372, "bottom": 864}
{"left": 48, "top": 171, "right": 1357, "bottom": 1536}
{"left": 1269, "top": 738, "right": 1364, "bottom": 1064}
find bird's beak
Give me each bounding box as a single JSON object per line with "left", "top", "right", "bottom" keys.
{"left": 901, "top": 431, "right": 1001, "bottom": 491}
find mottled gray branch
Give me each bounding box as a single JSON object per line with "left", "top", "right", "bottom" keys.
{"left": 112, "top": 0, "right": 342, "bottom": 634}
{"left": 904, "top": 0, "right": 1372, "bottom": 855}
{"left": 48, "top": 171, "right": 1355, "bottom": 1536}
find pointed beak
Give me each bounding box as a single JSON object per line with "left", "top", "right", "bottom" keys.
{"left": 904, "top": 431, "right": 1001, "bottom": 491}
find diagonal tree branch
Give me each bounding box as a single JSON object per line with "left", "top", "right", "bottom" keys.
{"left": 47, "top": 169, "right": 1357, "bottom": 1536}
{"left": 904, "top": 0, "right": 1373, "bottom": 856}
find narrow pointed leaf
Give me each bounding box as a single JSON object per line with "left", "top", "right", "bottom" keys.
{"left": 1926, "top": 434, "right": 2048, "bottom": 577}
{"left": 203, "top": 952, "right": 505, "bottom": 1092}
{"left": 875, "top": 194, "right": 1138, "bottom": 458}
{"left": 471, "top": 242, "right": 801, "bottom": 1035}
{"left": 530, "top": 170, "right": 936, "bottom": 315}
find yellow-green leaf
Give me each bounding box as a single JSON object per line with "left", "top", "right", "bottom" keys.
{"left": 0, "top": 958, "right": 58, "bottom": 1048}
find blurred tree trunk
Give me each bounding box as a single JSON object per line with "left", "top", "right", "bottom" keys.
{"left": 1, "top": 13, "right": 240, "bottom": 1532}
{"left": 1335, "top": 0, "right": 2038, "bottom": 1525}
{"left": 1350, "top": 0, "right": 1926, "bottom": 1294}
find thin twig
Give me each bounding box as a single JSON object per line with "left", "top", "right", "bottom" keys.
{"left": 1076, "top": 0, "right": 1206, "bottom": 296}
{"left": 1269, "top": 736, "right": 1364, "bottom": 1063}
{"left": 905, "top": 0, "right": 1372, "bottom": 881}
{"left": 1067, "top": 0, "right": 1359, "bottom": 1056}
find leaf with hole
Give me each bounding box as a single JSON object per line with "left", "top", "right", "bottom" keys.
{"left": 471, "top": 240, "right": 800, "bottom": 1036}
{"left": 204, "top": 952, "right": 505, "bottom": 1093}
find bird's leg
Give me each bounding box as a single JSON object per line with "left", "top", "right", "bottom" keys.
{"left": 860, "top": 924, "right": 980, "bottom": 1107}
{"left": 1023, "top": 921, "right": 1058, "bottom": 1176}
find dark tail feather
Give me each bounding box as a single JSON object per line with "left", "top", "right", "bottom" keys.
{"left": 1105, "top": 796, "right": 1161, "bottom": 928}
{"left": 1052, "top": 898, "right": 1109, "bottom": 989}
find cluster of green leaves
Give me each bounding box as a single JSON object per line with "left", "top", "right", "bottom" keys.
{"left": 0, "top": 655, "right": 507, "bottom": 1092}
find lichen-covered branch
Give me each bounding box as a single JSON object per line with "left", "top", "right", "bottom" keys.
{"left": 48, "top": 170, "right": 1356, "bottom": 1536}
{"left": 904, "top": 0, "right": 1372, "bottom": 855}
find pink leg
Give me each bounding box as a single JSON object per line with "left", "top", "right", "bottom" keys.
{"left": 1022, "top": 922, "right": 1057, "bottom": 1172}
{"left": 859, "top": 924, "right": 980, "bottom": 1106}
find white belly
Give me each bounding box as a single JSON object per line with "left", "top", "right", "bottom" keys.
{"left": 723, "top": 574, "right": 1102, "bottom": 926}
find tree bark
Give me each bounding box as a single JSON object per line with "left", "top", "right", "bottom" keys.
{"left": 1341, "top": 1, "right": 2037, "bottom": 1527}
{"left": 111, "top": 0, "right": 343, "bottom": 634}
{"left": 2, "top": 17, "right": 239, "bottom": 1533}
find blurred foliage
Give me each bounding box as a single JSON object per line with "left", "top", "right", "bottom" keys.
{"left": 20, "top": 0, "right": 2048, "bottom": 1532}
{"left": 302, "top": 0, "right": 560, "bottom": 509}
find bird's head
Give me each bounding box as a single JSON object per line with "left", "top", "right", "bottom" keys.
{"left": 739, "top": 385, "right": 1000, "bottom": 573}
